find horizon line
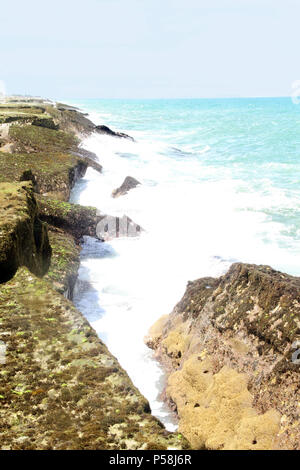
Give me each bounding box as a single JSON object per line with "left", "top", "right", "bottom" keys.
{"left": 60, "top": 95, "right": 291, "bottom": 101}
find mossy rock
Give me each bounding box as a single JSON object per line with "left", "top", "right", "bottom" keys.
{"left": 0, "top": 267, "right": 189, "bottom": 450}
{"left": 0, "top": 150, "right": 87, "bottom": 200}
{"left": 0, "top": 104, "right": 57, "bottom": 129}
{"left": 0, "top": 98, "right": 189, "bottom": 450}
{"left": 0, "top": 182, "right": 51, "bottom": 283}
{"left": 44, "top": 104, "right": 95, "bottom": 137}
{"left": 45, "top": 228, "right": 80, "bottom": 297}
{"left": 211, "top": 263, "right": 300, "bottom": 355}
{"left": 37, "top": 196, "right": 98, "bottom": 241}
{"left": 8, "top": 124, "right": 78, "bottom": 154}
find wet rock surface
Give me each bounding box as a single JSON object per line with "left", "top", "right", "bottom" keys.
{"left": 112, "top": 176, "right": 141, "bottom": 198}
{"left": 146, "top": 263, "right": 300, "bottom": 450}
{"left": 95, "top": 125, "right": 134, "bottom": 141}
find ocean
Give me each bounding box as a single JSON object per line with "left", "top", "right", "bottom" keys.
{"left": 69, "top": 98, "right": 300, "bottom": 429}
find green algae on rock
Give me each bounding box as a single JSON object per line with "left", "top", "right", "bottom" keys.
{"left": 0, "top": 98, "right": 189, "bottom": 450}
{"left": 0, "top": 150, "right": 88, "bottom": 201}
{"left": 0, "top": 103, "right": 102, "bottom": 200}
{"left": 8, "top": 123, "right": 78, "bottom": 154}
{"left": 37, "top": 196, "right": 99, "bottom": 241}
{"left": 44, "top": 228, "right": 80, "bottom": 298}
{"left": 146, "top": 263, "right": 300, "bottom": 450}
{"left": 0, "top": 182, "right": 51, "bottom": 283}
{"left": 0, "top": 268, "right": 188, "bottom": 450}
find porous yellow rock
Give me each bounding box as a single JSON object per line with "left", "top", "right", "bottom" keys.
{"left": 162, "top": 327, "right": 190, "bottom": 360}
{"left": 166, "top": 354, "right": 280, "bottom": 450}
{"left": 145, "top": 314, "right": 168, "bottom": 349}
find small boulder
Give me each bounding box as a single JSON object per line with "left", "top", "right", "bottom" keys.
{"left": 112, "top": 176, "right": 141, "bottom": 198}
{"left": 95, "top": 125, "right": 134, "bottom": 141}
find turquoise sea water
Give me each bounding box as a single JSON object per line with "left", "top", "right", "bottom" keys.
{"left": 72, "top": 97, "right": 300, "bottom": 274}
{"left": 69, "top": 98, "right": 300, "bottom": 427}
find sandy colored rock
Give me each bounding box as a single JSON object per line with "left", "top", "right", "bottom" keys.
{"left": 144, "top": 315, "right": 168, "bottom": 349}
{"left": 167, "top": 355, "right": 280, "bottom": 450}
{"left": 147, "top": 263, "right": 300, "bottom": 450}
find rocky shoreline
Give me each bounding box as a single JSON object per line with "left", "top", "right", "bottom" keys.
{"left": 1, "top": 97, "right": 299, "bottom": 451}
{"left": 0, "top": 98, "right": 188, "bottom": 450}
{"left": 145, "top": 263, "right": 300, "bottom": 450}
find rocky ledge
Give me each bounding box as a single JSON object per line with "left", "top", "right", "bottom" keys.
{"left": 146, "top": 263, "right": 300, "bottom": 450}
{"left": 0, "top": 98, "right": 188, "bottom": 450}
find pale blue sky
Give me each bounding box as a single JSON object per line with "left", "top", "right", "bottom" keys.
{"left": 1, "top": 0, "right": 299, "bottom": 98}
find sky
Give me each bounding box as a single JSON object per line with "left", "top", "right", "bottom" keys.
{"left": 1, "top": 0, "right": 300, "bottom": 99}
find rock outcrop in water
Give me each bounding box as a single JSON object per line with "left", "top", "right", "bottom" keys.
{"left": 95, "top": 124, "right": 134, "bottom": 141}
{"left": 0, "top": 98, "right": 188, "bottom": 450}
{"left": 146, "top": 263, "right": 300, "bottom": 450}
{"left": 112, "top": 176, "right": 141, "bottom": 198}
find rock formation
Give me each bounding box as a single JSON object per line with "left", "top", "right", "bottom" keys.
{"left": 146, "top": 263, "right": 300, "bottom": 450}
{"left": 0, "top": 98, "right": 187, "bottom": 450}
{"left": 95, "top": 125, "right": 134, "bottom": 141}
{"left": 0, "top": 182, "right": 51, "bottom": 283}
{"left": 112, "top": 176, "right": 141, "bottom": 198}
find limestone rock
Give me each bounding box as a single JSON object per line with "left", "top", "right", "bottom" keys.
{"left": 147, "top": 263, "right": 300, "bottom": 450}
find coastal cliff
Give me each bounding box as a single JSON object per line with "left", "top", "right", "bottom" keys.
{"left": 0, "top": 98, "right": 188, "bottom": 450}
{"left": 146, "top": 263, "right": 300, "bottom": 450}
{"left": 2, "top": 97, "right": 299, "bottom": 451}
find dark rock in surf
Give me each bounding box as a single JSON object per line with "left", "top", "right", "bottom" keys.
{"left": 71, "top": 147, "right": 103, "bottom": 173}
{"left": 95, "top": 125, "right": 134, "bottom": 141}
{"left": 112, "top": 176, "right": 141, "bottom": 198}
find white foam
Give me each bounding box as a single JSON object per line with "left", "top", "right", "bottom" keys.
{"left": 71, "top": 115, "right": 300, "bottom": 430}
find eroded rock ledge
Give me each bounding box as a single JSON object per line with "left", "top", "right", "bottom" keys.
{"left": 0, "top": 182, "right": 51, "bottom": 283}
{"left": 0, "top": 267, "right": 187, "bottom": 450}
{"left": 146, "top": 263, "right": 300, "bottom": 450}
{"left": 0, "top": 98, "right": 188, "bottom": 450}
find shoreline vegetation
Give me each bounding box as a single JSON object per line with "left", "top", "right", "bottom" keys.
{"left": 0, "top": 96, "right": 299, "bottom": 450}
